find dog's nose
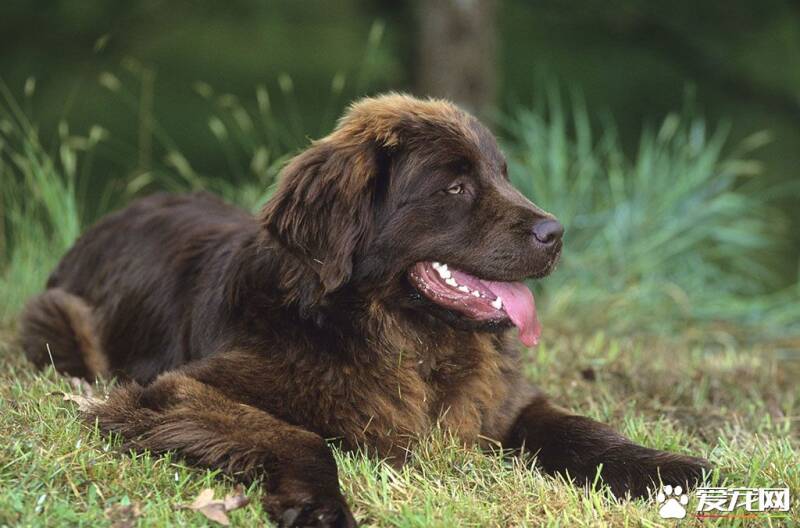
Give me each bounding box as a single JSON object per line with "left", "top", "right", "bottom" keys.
{"left": 532, "top": 219, "right": 564, "bottom": 246}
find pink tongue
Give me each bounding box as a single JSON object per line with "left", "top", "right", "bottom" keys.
{"left": 483, "top": 281, "right": 541, "bottom": 347}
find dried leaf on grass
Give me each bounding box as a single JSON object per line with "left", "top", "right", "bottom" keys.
{"left": 183, "top": 486, "right": 250, "bottom": 526}
{"left": 57, "top": 391, "right": 101, "bottom": 411}
{"left": 49, "top": 377, "right": 103, "bottom": 411}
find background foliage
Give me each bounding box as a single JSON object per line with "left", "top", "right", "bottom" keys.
{"left": 2, "top": 0, "right": 799, "bottom": 269}
{"left": 1, "top": 1, "right": 799, "bottom": 335}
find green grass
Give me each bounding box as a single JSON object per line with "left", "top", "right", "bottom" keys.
{"left": 1, "top": 330, "right": 797, "bottom": 527}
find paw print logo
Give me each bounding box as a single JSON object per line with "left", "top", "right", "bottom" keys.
{"left": 657, "top": 485, "right": 689, "bottom": 519}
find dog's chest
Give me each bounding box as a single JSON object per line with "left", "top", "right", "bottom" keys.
{"left": 420, "top": 334, "right": 509, "bottom": 438}
{"left": 335, "top": 330, "right": 510, "bottom": 460}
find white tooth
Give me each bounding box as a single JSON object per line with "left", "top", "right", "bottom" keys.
{"left": 445, "top": 277, "right": 458, "bottom": 287}
{"left": 458, "top": 285, "right": 470, "bottom": 293}
{"left": 440, "top": 264, "right": 448, "bottom": 272}
{"left": 491, "top": 297, "right": 503, "bottom": 310}
{"left": 438, "top": 268, "right": 452, "bottom": 279}
{"left": 471, "top": 290, "right": 480, "bottom": 297}
{"left": 432, "top": 262, "right": 441, "bottom": 269}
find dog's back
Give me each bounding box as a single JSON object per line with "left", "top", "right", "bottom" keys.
{"left": 20, "top": 192, "right": 254, "bottom": 382}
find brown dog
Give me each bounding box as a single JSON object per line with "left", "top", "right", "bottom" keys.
{"left": 20, "top": 94, "right": 708, "bottom": 527}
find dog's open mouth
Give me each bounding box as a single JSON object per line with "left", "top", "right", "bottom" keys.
{"left": 408, "top": 261, "right": 541, "bottom": 347}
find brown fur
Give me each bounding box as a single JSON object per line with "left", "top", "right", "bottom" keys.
{"left": 19, "top": 94, "right": 709, "bottom": 527}
{"left": 21, "top": 288, "right": 108, "bottom": 379}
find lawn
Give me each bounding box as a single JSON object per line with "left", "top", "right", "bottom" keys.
{"left": 0, "top": 326, "right": 797, "bottom": 527}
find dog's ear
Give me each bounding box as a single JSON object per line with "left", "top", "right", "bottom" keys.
{"left": 261, "top": 138, "right": 385, "bottom": 301}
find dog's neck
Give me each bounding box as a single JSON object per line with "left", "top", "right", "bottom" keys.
{"left": 229, "top": 231, "right": 510, "bottom": 363}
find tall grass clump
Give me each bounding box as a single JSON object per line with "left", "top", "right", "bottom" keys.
{"left": 0, "top": 82, "right": 93, "bottom": 322}
{"left": 96, "top": 61, "right": 289, "bottom": 214}
{"left": 0, "top": 73, "right": 290, "bottom": 324}
{"left": 503, "top": 87, "right": 800, "bottom": 340}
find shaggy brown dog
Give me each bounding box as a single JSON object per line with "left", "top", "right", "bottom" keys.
{"left": 20, "top": 94, "right": 709, "bottom": 527}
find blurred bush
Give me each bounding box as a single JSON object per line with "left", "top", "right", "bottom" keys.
{"left": 503, "top": 87, "right": 799, "bottom": 340}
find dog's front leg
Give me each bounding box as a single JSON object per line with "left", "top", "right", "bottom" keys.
{"left": 86, "top": 372, "right": 356, "bottom": 528}
{"left": 503, "top": 395, "right": 711, "bottom": 499}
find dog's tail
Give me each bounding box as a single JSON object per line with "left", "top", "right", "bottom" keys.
{"left": 19, "top": 288, "right": 109, "bottom": 380}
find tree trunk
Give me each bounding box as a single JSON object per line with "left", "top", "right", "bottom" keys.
{"left": 416, "top": 0, "right": 497, "bottom": 118}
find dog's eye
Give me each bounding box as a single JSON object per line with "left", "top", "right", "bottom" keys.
{"left": 445, "top": 183, "right": 464, "bottom": 195}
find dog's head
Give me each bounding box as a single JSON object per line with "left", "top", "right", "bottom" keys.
{"left": 261, "top": 94, "right": 562, "bottom": 346}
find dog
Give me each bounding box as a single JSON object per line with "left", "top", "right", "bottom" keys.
{"left": 20, "top": 94, "right": 709, "bottom": 527}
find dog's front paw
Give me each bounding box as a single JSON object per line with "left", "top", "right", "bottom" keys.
{"left": 508, "top": 399, "right": 712, "bottom": 500}
{"left": 264, "top": 492, "right": 357, "bottom": 528}
{"left": 590, "top": 443, "right": 711, "bottom": 499}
